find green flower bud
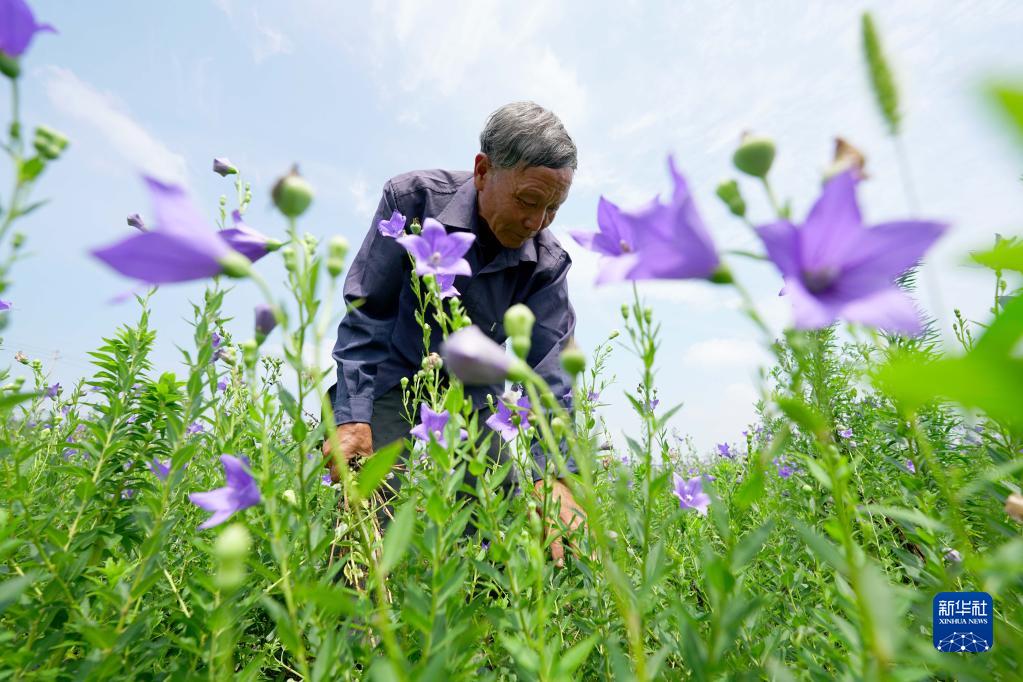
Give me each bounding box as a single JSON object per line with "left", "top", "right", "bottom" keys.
{"left": 715, "top": 179, "right": 747, "bottom": 217}
{"left": 643, "top": 307, "right": 652, "bottom": 324}
{"left": 30, "top": 359, "right": 41, "bottom": 370}
{"left": 12, "top": 377, "right": 24, "bottom": 390}
{"left": 31, "top": 126, "right": 69, "bottom": 160}
{"left": 272, "top": 165, "right": 314, "bottom": 218}
{"left": 328, "top": 236, "right": 349, "bottom": 261}
{"left": 422, "top": 352, "right": 443, "bottom": 371}
{"left": 219, "top": 252, "right": 252, "bottom": 278}
{"left": 733, "top": 134, "right": 776, "bottom": 178}
{"left": 327, "top": 257, "right": 345, "bottom": 278}
{"left": 11, "top": 232, "right": 25, "bottom": 249}
{"left": 560, "top": 346, "right": 586, "bottom": 376}
{"left": 0, "top": 54, "right": 21, "bottom": 80}
{"left": 15, "top": 351, "right": 28, "bottom": 364}
{"left": 400, "top": 376, "right": 409, "bottom": 390}
{"left": 281, "top": 247, "right": 297, "bottom": 272}
{"left": 551, "top": 416, "right": 568, "bottom": 435}
{"left": 511, "top": 335, "right": 531, "bottom": 360}
{"left": 213, "top": 523, "right": 252, "bottom": 562}
{"left": 801, "top": 483, "right": 813, "bottom": 493}
{"left": 409, "top": 218, "right": 422, "bottom": 235}
{"left": 620, "top": 304, "right": 629, "bottom": 320}
{"left": 504, "top": 304, "right": 535, "bottom": 340}
{"left": 241, "top": 339, "right": 258, "bottom": 369}
{"left": 282, "top": 489, "right": 297, "bottom": 506}
{"left": 608, "top": 329, "right": 620, "bottom": 340}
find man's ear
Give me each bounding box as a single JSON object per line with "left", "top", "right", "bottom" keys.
{"left": 473, "top": 153, "right": 490, "bottom": 191}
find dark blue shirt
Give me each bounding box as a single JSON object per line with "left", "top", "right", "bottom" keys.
{"left": 330, "top": 169, "right": 577, "bottom": 428}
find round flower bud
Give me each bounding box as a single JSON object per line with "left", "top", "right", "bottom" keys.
{"left": 620, "top": 304, "right": 629, "bottom": 320}
{"left": 733, "top": 134, "right": 776, "bottom": 178}
{"left": 219, "top": 252, "right": 252, "bottom": 279}
{"left": 213, "top": 523, "right": 252, "bottom": 562}
{"left": 560, "top": 346, "right": 586, "bottom": 376}
{"left": 504, "top": 304, "right": 535, "bottom": 340}
{"left": 0, "top": 54, "right": 21, "bottom": 80}
{"left": 715, "top": 179, "right": 746, "bottom": 217}
{"left": 281, "top": 247, "right": 297, "bottom": 272}
{"left": 282, "top": 489, "right": 297, "bottom": 506}
{"left": 422, "top": 352, "right": 443, "bottom": 371}
{"left": 328, "top": 236, "right": 349, "bottom": 261}
{"left": 400, "top": 376, "right": 409, "bottom": 390}
{"left": 511, "top": 336, "right": 531, "bottom": 360}
{"left": 327, "top": 257, "right": 345, "bottom": 278}
{"left": 212, "top": 157, "right": 238, "bottom": 177}
{"left": 11, "top": 232, "right": 25, "bottom": 249}
{"left": 708, "top": 265, "right": 734, "bottom": 285}
{"left": 608, "top": 329, "right": 620, "bottom": 340}
{"left": 241, "top": 339, "right": 258, "bottom": 369}
{"left": 272, "top": 165, "right": 314, "bottom": 218}
{"left": 15, "top": 351, "right": 28, "bottom": 364}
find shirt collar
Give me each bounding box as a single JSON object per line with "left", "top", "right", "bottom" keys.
{"left": 436, "top": 174, "right": 538, "bottom": 270}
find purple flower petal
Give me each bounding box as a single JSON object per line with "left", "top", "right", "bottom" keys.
{"left": 377, "top": 210, "right": 407, "bottom": 238}
{"left": 0, "top": 0, "right": 56, "bottom": 58}
{"left": 440, "top": 326, "right": 511, "bottom": 385}
{"left": 189, "top": 454, "right": 260, "bottom": 529}
{"left": 220, "top": 211, "right": 277, "bottom": 263}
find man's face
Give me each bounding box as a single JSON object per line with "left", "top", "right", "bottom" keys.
{"left": 473, "top": 153, "right": 573, "bottom": 249}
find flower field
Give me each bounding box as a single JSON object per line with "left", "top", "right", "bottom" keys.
{"left": 1, "top": 3, "right": 1022, "bottom": 680}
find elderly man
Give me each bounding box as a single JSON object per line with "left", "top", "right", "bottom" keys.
{"left": 324, "top": 101, "right": 583, "bottom": 562}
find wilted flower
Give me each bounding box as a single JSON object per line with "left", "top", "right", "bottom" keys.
{"left": 0, "top": 0, "right": 55, "bottom": 58}
{"left": 570, "top": 155, "right": 721, "bottom": 284}
{"left": 212, "top": 158, "right": 237, "bottom": 176}
{"left": 14, "top": 350, "right": 27, "bottom": 363}
{"left": 755, "top": 171, "right": 946, "bottom": 333}
{"left": 126, "top": 213, "right": 146, "bottom": 231}
{"left": 219, "top": 210, "right": 281, "bottom": 263}
{"left": 92, "top": 177, "right": 250, "bottom": 284}
{"left": 188, "top": 454, "right": 261, "bottom": 529}
{"left": 378, "top": 210, "right": 407, "bottom": 238}
{"left": 397, "top": 218, "right": 474, "bottom": 277}
{"left": 943, "top": 548, "right": 962, "bottom": 563}
{"left": 672, "top": 474, "right": 710, "bottom": 515}
{"left": 441, "top": 325, "right": 523, "bottom": 385}
{"left": 486, "top": 394, "right": 531, "bottom": 442}
{"left": 254, "top": 304, "right": 277, "bottom": 341}
{"left": 409, "top": 404, "right": 467, "bottom": 448}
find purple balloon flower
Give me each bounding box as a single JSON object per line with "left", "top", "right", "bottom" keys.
{"left": 45, "top": 382, "right": 60, "bottom": 399}
{"left": 839, "top": 428, "right": 854, "bottom": 439}
{"left": 254, "top": 303, "right": 277, "bottom": 340}
{"left": 92, "top": 176, "right": 246, "bottom": 285}
{"left": 219, "top": 210, "right": 280, "bottom": 263}
{"left": 440, "top": 325, "right": 516, "bottom": 385}
{"left": 212, "top": 158, "right": 237, "bottom": 177}
{"left": 126, "top": 213, "right": 146, "bottom": 231}
{"left": 216, "top": 379, "right": 228, "bottom": 392}
{"left": 378, "top": 210, "right": 407, "bottom": 238}
{"left": 755, "top": 171, "right": 947, "bottom": 333}
{"left": 187, "top": 421, "right": 205, "bottom": 435}
{"left": 716, "top": 442, "right": 734, "bottom": 459}
{"left": 0, "top": 0, "right": 55, "bottom": 58}
{"left": 0, "top": 299, "right": 10, "bottom": 311}
{"left": 436, "top": 273, "right": 459, "bottom": 299}
{"left": 571, "top": 155, "right": 720, "bottom": 284}
{"left": 905, "top": 459, "right": 916, "bottom": 474}
{"left": 409, "top": 404, "right": 467, "bottom": 448}
{"left": 672, "top": 473, "right": 711, "bottom": 515}
{"left": 188, "top": 454, "right": 261, "bottom": 529}
{"left": 486, "top": 394, "right": 532, "bottom": 442}
{"left": 397, "top": 218, "right": 474, "bottom": 277}
{"left": 149, "top": 458, "right": 171, "bottom": 482}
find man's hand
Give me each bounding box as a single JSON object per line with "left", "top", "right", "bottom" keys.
{"left": 533, "top": 478, "right": 586, "bottom": 568}
{"left": 323, "top": 422, "right": 373, "bottom": 482}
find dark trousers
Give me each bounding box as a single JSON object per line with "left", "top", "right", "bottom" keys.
{"left": 367, "top": 385, "right": 515, "bottom": 536}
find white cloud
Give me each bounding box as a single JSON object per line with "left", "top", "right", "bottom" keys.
{"left": 43, "top": 67, "right": 188, "bottom": 185}
{"left": 682, "top": 337, "right": 771, "bottom": 368}
{"left": 347, "top": 174, "right": 376, "bottom": 217}
{"left": 214, "top": 1, "right": 293, "bottom": 63}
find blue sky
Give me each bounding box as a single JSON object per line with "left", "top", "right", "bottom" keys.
{"left": 5, "top": 0, "right": 1023, "bottom": 453}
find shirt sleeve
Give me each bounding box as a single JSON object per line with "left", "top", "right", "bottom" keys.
{"left": 523, "top": 249, "right": 579, "bottom": 480}
{"left": 331, "top": 181, "right": 408, "bottom": 424}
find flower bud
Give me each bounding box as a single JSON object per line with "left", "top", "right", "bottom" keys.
{"left": 733, "top": 133, "right": 776, "bottom": 178}
{"left": 504, "top": 304, "right": 535, "bottom": 340}
{"left": 511, "top": 336, "right": 531, "bottom": 360}
{"left": 620, "top": 304, "right": 629, "bottom": 320}
{"left": 400, "top": 376, "right": 409, "bottom": 390}
{"left": 708, "top": 265, "right": 734, "bottom": 284}
{"left": 11, "top": 232, "right": 25, "bottom": 249}
{"left": 32, "top": 125, "right": 69, "bottom": 161}
{"left": 282, "top": 489, "right": 297, "bottom": 506}
{"left": 422, "top": 352, "right": 443, "bottom": 371}
{"left": 212, "top": 157, "right": 238, "bottom": 177}
{"left": 126, "top": 213, "right": 145, "bottom": 231}
{"left": 715, "top": 179, "right": 746, "bottom": 217}
{"left": 824, "top": 137, "right": 867, "bottom": 182}
{"left": 241, "top": 339, "right": 258, "bottom": 369}
{"left": 327, "top": 257, "right": 344, "bottom": 278}
{"left": 281, "top": 247, "right": 297, "bottom": 272}
{"left": 219, "top": 252, "right": 252, "bottom": 278}
{"left": 15, "top": 351, "right": 27, "bottom": 364}
{"left": 213, "top": 523, "right": 252, "bottom": 562}
{"left": 272, "top": 165, "right": 314, "bottom": 218}
{"left": 254, "top": 304, "right": 278, "bottom": 344}
{"left": 608, "top": 329, "right": 620, "bottom": 340}
{"left": 643, "top": 307, "right": 652, "bottom": 324}
{"left": 560, "top": 345, "right": 586, "bottom": 376}
{"left": 328, "top": 236, "right": 349, "bottom": 261}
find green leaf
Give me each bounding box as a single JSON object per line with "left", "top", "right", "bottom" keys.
{"left": 792, "top": 520, "right": 848, "bottom": 575}
{"left": 17, "top": 156, "right": 46, "bottom": 183}
{"left": 0, "top": 573, "right": 37, "bottom": 614}
{"left": 971, "top": 237, "right": 1023, "bottom": 273}
{"left": 380, "top": 500, "right": 416, "bottom": 574}
{"left": 357, "top": 440, "right": 404, "bottom": 499}
{"left": 0, "top": 391, "right": 41, "bottom": 412}
{"left": 554, "top": 635, "right": 599, "bottom": 678}
{"left": 732, "top": 520, "right": 775, "bottom": 571}
{"left": 987, "top": 81, "right": 1023, "bottom": 148}
{"left": 859, "top": 505, "right": 947, "bottom": 533}
{"left": 775, "top": 396, "right": 826, "bottom": 438}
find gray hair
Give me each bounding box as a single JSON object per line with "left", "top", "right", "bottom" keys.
{"left": 479, "top": 101, "right": 577, "bottom": 171}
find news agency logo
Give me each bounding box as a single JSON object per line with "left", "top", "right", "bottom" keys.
{"left": 933, "top": 592, "right": 993, "bottom": 653}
